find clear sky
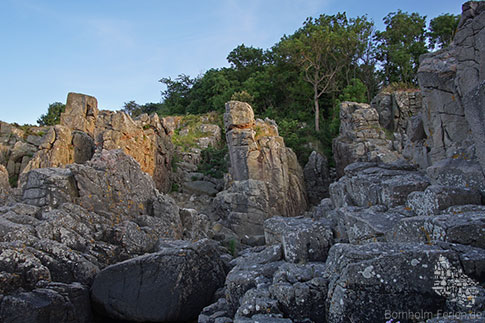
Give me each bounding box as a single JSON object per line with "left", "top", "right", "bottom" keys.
{"left": 0, "top": 0, "right": 463, "bottom": 125}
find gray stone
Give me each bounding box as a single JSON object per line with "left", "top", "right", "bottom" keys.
{"left": 325, "top": 243, "right": 471, "bottom": 323}
{"left": 68, "top": 149, "right": 157, "bottom": 217}
{"left": 333, "top": 102, "right": 403, "bottom": 177}
{"left": 215, "top": 101, "right": 307, "bottom": 240}
{"left": 407, "top": 115, "right": 426, "bottom": 142}
{"left": 91, "top": 239, "right": 226, "bottom": 322}
{"left": 183, "top": 180, "right": 219, "bottom": 196}
{"left": 389, "top": 208, "right": 485, "bottom": 250}
{"left": 235, "top": 288, "right": 282, "bottom": 319}
{"left": 71, "top": 131, "right": 94, "bottom": 164}
{"left": 427, "top": 158, "right": 485, "bottom": 194}
{"left": 180, "top": 208, "right": 210, "bottom": 240}
{"left": 338, "top": 206, "right": 408, "bottom": 244}
{"left": 225, "top": 247, "right": 283, "bottom": 314}
{"left": 406, "top": 185, "right": 482, "bottom": 216}
{"left": 303, "top": 151, "right": 331, "bottom": 205}
{"left": 0, "top": 282, "right": 92, "bottom": 323}
{"left": 270, "top": 263, "right": 328, "bottom": 323}
{"left": 330, "top": 162, "right": 429, "bottom": 209}
{"left": 371, "top": 90, "right": 423, "bottom": 134}
{"left": 264, "top": 216, "right": 333, "bottom": 263}
{"left": 21, "top": 168, "right": 78, "bottom": 208}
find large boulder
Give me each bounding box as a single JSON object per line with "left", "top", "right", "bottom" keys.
{"left": 388, "top": 205, "right": 485, "bottom": 249}
{"left": 406, "top": 185, "right": 482, "bottom": 216}
{"left": 329, "top": 161, "right": 430, "bottom": 209}
{"left": 213, "top": 101, "right": 307, "bottom": 238}
{"left": 325, "top": 242, "right": 484, "bottom": 322}
{"left": 264, "top": 216, "right": 333, "bottom": 263}
{"left": 90, "top": 239, "right": 226, "bottom": 322}
{"left": 68, "top": 149, "right": 157, "bottom": 217}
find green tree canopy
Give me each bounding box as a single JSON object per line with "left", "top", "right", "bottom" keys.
{"left": 37, "top": 102, "right": 66, "bottom": 126}
{"left": 375, "top": 10, "right": 428, "bottom": 85}
{"left": 428, "top": 13, "right": 460, "bottom": 49}
{"left": 280, "top": 13, "right": 374, "bottom": 131}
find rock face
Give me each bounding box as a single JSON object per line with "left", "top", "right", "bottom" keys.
{"left": 1, "top": 92, "right": 174, "bottom": 192}
{"left": 212, "top": 101, "right": 307, "bottom": 238}
{"left": 332, "top": 102, "right": 403, "bottom": 177}
{"left": 371, "top": 90, "right": 423, "bottom": 135}
{"left": 0, "top": 165, "right": 10, "bottom": 204}
{"left": 407, "top": 1, "right": 485, "bottom": 194}
{"left": 303, "top": 151, "right": 332, "bottom": 205}
{"left": 0, "top": 150, "right": 182, "bottom": 322}
{"left": 0, "top": 282, "right": 92, "bottom": 323}
{"left": 91, "top": 239, "right": 226, "bottom": 322}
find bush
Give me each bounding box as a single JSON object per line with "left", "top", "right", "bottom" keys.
{"left": 197, "top": 145, "right": 228, "bottom": 179}
{"left": 37, "top": 102, "right": 65, "bottom": 126}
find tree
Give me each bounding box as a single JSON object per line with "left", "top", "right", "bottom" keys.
{"left": 122, "top": 100, "right": 142, "bottom": 117}
{"left": 158, "top": 74, "right": 195, "bottom": 114}
{"left": 280, "top": 13, "right": 373, "bottom": 131}
{"left": 227, "top": 44, "right": 267, "bottom": 71}
{"left": 37, "top": 102, "right": 65, "bottom": 126}
{"left": 375, "top": 10, "right": 428, "bottom": 84}
{"left": 428, "top": 14, "right": 460, "bottom": 49}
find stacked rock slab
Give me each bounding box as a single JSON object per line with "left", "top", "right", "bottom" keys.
{"left": 202, "top": 161, "right": 485, "bottom": 322}
{"left": 333, "top": 90, "right": 424, "bottom": 179}
{"left": 212, "top": 101, "right": 307, "bottom": 239}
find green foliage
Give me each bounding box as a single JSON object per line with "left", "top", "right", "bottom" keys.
{"left": 8, "top": 174, "right": 18, "bottom": 188}
{"left": 151, "top": 9, "right": 457, "bottom": 165}
{"left": 339, "top": 78, "right": 368, "bottom": 103}
{"left": 428, "top": 14, "right": 460, "bottom": 49}
{"left": 231, "top": 90, "right": 254, "bottom": 105}
{"left": 122, "top": 101, "right": 163, "bottom": 117}
{"left": 375, "top": 10, "right": 428, "bottom": 85}
{"left": 170, "top": 183, "right": 179, "bottom": 192}
{"left": 197, "top": 145, "right": 228, "bottom": 179}
{"left": 227, "top": 44, "right": 269, "bottom": 81}
{"left": 228, "top": 238, "right": 237, "bottom": 257}
{"left": 37, "top": 102, "right": 65, "bottom": 126}
{"left": 279, "top": 13, "right": 374, "bottom": 131}
{"left": 382, "top": 82, "right": 420, "bottom": 93}
{"left": 171, "top": 154, "right": 181, "bottom": 171}
{"left": 276, "top": 118, "right": 315, "bottom": 165}
{"left": 158, "top": 74, "right": 195, "bottom": 115}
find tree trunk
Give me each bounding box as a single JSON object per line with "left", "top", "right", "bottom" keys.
{"left": 314, "top": 94, "right": 320, "bottom": 132}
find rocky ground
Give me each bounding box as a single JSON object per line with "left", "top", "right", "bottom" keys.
{"left": 1, "top": 2, "right": 485, "bottom": 323}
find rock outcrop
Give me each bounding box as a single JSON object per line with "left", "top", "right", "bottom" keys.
{"left": 332, "top": 102, "right": 403, "bottom": 177}
{"left": 406, "top": 1, "right": 485, "bottom": 195}
{"left": 0, "top": 150, "right": 182, "bottom": 322}
{"left": 1, "top": 92, "right": 174, "bottom": 192}
{"left": 212, "top": 101, "right": 307, "bottom": 239}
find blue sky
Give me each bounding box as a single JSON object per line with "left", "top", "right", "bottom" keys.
{"left": 0, "top": 0, "right": 462, "bottom": 125}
